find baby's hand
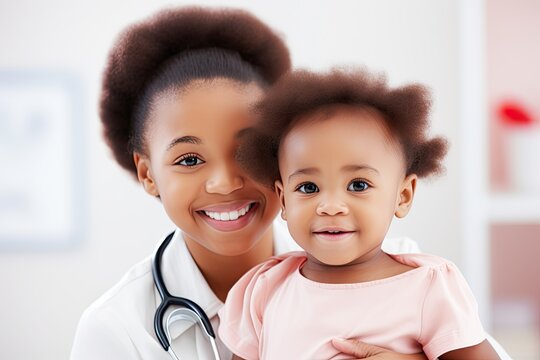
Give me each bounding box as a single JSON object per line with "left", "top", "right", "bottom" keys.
{"left": 332, "top": 338, "right": 428, "bottom": 360}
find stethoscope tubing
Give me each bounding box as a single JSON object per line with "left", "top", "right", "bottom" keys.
{"left": 152, "top": 231, "right": 220, "bottom": 359}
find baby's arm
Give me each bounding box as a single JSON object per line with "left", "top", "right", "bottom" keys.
{"left": 421, "top": 261, "right": 497, "bottom": 359}
{"left": 439, "top": 339, "right": 499, "bottom": 360}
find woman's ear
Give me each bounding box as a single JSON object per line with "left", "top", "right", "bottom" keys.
{"left": 274, "top": 180, "right": 287, "bottom": 220}
{"left": 133, "top": 152, "right": 160, "bottom": 197}
{"left": 395, "top": 174, "right": 417, "bottom": 218}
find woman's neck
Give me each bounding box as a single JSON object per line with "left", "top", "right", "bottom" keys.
{"left": 183, "top": 229, "right": 274, "bottom": 302}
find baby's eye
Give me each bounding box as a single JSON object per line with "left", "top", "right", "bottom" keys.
{"left": 296, "top": 182, "right": 319, "bottom": 194}
{"left": 348, "top": 180, "right": 369, "bottom": 192}
{"left": 176, "top": 155, "right": 205, "bottom": 167}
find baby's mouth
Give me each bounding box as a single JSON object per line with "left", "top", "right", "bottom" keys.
{"left": 313, "top": 230, "right": 355, "bottom": 235}
{"left": 312, "top": 228, "right": 356, "bottom": 240}
{"left": 313, "top": 226, "right": 355, "bottom": 234}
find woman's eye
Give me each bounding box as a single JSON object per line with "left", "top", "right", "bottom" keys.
{"left": 348, "top": 180, "right": 369, "bottom": 192}
{"left": 176, "top": 155, "right": 204, "bottom": 167}
{"left": 297, "top": 182, "right": 319, "bottom": 194}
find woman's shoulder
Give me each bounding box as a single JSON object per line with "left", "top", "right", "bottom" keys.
{"left": 381, "top": 236, "right": 421, "bottom": 254}
{"left": 71, "top": 256, "right": 157, "bottom": 359}
{"left": 78, "top": 255, "right": 156, "bottom": 320}
{"left": 87, "top": 255, "right": 155, "bottom": 313}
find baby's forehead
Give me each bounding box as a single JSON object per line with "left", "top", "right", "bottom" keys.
{"left": 284, "top": 104, "right": 397, "bottom": 143}
{"left": 279, "top": 104, "right": 406, "bottom": 157}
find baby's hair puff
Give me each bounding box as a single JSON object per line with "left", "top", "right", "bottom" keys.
{"left": 236, "top": 68, "right": 448, "bottom": 187}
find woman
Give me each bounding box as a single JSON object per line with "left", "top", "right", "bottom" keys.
{"left": 70, "top": 6, "right": 502, "bottom": 360}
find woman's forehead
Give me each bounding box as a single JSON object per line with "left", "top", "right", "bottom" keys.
{"left": 147, "top": 80, "right": 263, "bottom": 146}
{"left": 154, "top": 79, "right": 263, "bottom": 119}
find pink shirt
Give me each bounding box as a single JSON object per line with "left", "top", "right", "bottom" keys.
{"left": 218, "top": 252, "right": 485, "bottom": 360}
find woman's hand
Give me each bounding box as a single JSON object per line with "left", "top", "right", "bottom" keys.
{"left": 332, "top": 338, "right": 428, "bottom": 360}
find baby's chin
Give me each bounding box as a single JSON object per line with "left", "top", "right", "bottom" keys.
{"left": 309, "top": 252, "right": 361, "bottom": 267}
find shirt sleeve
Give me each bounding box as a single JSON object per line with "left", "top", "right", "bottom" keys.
{"left": 419, "top": 261, "right": 486, "bottom": 360}
{"left": 70, "top": 306, "right": 141, "bottom": 360}
{"left": 217, "top": 260, "right": 276, "bottom": 360}
{"left": 218, "top": 253, "right": 302, "bottom": 360}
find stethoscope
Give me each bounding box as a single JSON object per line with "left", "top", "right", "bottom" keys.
{"left": 152, "top": 231, "right": 221, "bottom": 360}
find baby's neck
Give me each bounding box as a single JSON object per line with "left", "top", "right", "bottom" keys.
{"left": 300, "top": 249, "right": 414, "bottom": 284}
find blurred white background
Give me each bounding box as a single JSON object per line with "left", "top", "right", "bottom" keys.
{"left": 0, "top": 0, "right": 537, "bottom": 359}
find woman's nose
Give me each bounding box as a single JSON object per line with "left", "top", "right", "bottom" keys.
{"left": 205, "top": 163, "right": 244, "bottom": 195}
{"left": 316, "top": 193, "right": 349, "bottom": 216}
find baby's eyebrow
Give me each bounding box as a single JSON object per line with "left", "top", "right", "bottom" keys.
{"left": 341, "top": 164, "right": 380, "bottom": 175}
{"left": 166, "top": 135, "right": 202, "bottom": 151}
{"left": 288, "top": 164, "right": 380, "bottom": 181}
{"left": 288, "top": 167, "right": 319, "bottom": 181}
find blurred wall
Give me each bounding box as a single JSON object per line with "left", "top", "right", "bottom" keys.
{"left": 487, "top": 0, "right": 540, "bottom": 190}
{"left": 0, "top": 1, "right": 461, "bottom": 359}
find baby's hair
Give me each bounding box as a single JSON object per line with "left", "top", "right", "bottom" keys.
{"left": 236, "top": 68, "right": 448, "bottom": 187}
{"left": 100, "top": 6, "right": 291, "bottom": 177}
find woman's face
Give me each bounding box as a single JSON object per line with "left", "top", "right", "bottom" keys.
{"left": 135, "top": 79, "right": 280, "bottom": 256}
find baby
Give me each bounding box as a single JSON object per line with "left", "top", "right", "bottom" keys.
{"left": 218, "top": 69, "right": 499, "bottom": 360}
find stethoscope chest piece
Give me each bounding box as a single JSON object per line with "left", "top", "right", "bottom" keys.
{"left": 165, "top": 307, "right": 221, "bottom": 360}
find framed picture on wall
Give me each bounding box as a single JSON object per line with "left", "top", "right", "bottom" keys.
{"left": 0, "top": 71, "right": 85, "bottom": 250}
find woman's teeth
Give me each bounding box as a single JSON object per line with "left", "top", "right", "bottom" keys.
{"left": 203, "top": 203, "right": 252, "bottom": 221}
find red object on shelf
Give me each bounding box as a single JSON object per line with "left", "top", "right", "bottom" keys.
{"left": 498, "top": 102, "right": 534, "bottom": 126}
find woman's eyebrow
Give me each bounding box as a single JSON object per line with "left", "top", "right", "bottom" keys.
{"left": 234, "top": 127, "right": 251, "bottom": 139}
{"left": 166, "top": 135, "right": 202, "bottom": 151}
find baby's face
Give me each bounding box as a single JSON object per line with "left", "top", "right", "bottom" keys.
{"left": 275, "top": 107, "right": 416, "bottom": 266}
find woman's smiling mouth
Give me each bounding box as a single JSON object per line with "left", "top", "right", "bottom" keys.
{"left": 197, "top": 202, "right": 258, "bottom": 231}
{"left": 203, "top": 202, "right": 253, "bottom": 221}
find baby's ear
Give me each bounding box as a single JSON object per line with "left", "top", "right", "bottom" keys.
{"left": 395, "top": 174, "right": 417, "bottom": 218}
{"left": 274, "top": 180, "right": 287, "bottom": 220}
{"left": 133, "top": 152, "right": 160, "bottom": 197}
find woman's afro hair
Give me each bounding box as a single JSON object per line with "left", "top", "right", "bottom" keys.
{"left": 100, "top": 6, "right": 291, "bottom": 176}
{"left": 236, "top": 68, "right": 448, "bottom": 188}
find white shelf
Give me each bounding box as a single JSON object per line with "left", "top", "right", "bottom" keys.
{"left": 488, "top": 193, "right": 540, "bottom": 223}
